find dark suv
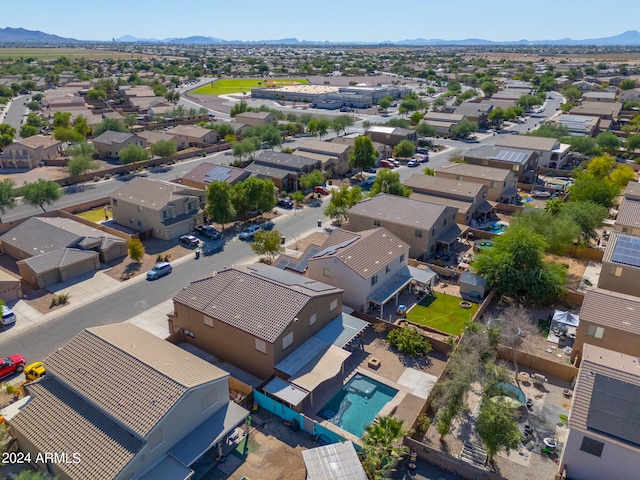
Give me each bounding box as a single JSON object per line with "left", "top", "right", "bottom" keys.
{"left": 277, "top": 198, "right": 294, "bottom": 209}
{"left": 194, "top": 224, "right": 222, "bottom": 240}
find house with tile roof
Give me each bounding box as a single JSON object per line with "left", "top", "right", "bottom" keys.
{"left": 365, "top": 126, "right": 416, "bottom": 147}
{"left": 295, "top": 139, "right": 352, "bottom": 175}
{"left": 181, "top": 161, "right": 252, "bottom": 190}
{"left": 435, "top": 163, "right": 518, "bottom": 204}
{"left": 92, "top": 130, "right": 147, "bottom": 159}
{"left": 234, "top": 111, "right": 277, "bottom": 127}
{"left": 0, "top": 216, "right": 127, "bottom": 288}
{"left": 302, "top": 228, "right": 435, "bottom": 313}
{"left": 404, "top": 173, "right": 496, "bottom": 225}
{"left": 571, "top": 288, "right": 640, "bottom": 365}
{"left": 0, "top": 135, "right": 63, "bottom": 169}
{"left": 167, "top": 125, "right": 218, "bottom": 149}
{"left": 495, "top": 135, "right": 571, "bottom": 169}
{"left": 597, "top": 231, "right": 640, "bottom": 297}
{"left": 345, "top": 194, "right": 460, "bottom": 261}
{"left": 8, "top": 323, "right": 248, "bottom": 480}
{"left": 558, "top": 344, "right": 640, "bottom": 480}
{"left": 169, "top": 264, "right": 344, "bottom": 379}
{"left": 614, "top": 197, "right": 640, "bottom": 236}
{"left": 245, "top": 151, "right": 322, "bottom": 191}
{"left": 463, "top": 144, "right": 539, "bottom": 183}
{"left": 110, "top": 177, "right": 204, "bottom": 241}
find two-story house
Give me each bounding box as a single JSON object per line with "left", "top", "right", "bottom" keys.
{"left": 8, "top": 323, "right": 248, "bottom": 480}
{"left": 0, "top": 135, "right": 63, "bottom": 169}
{"left": 435, "top": 163, "right": 518, "bottom": 204}
{"left": 167, "top": 125, "right": 218, "bottom": 149}
{"left": 495, "top": 135, "right": 571, "bottom": 169}
{"left": 295, "top": 139, "right": 352, "bottom": 175}
{"left": 463, "top": 145, "right": 539, "bottom": 184}
{"left": 365, "top": 126, "right": 416, "bottom": 147}
{"left": 559, "top": 344, "right": 640, "bottom": 480}
{"left": 404, "top": 173, "right": 495, "bottom": 225}
{"left": 168, "top": 264, "right": 345, "bottom": 379}
{"left": 421, "top": 112, "right": 467, "bottom": 137}
{"left": 345, "top": 194, "right": 460, "bottom": 260}
{"left": 614, "top": 181, "right": 640, "bottom": 236}
{"left": 597, "top": 231, "right": 640, "bottom": 297}
{"left": 245, "top": 151, "right": 321, "bottom": 191}
{"left": 92, "top": 131, "right": 148, "bottom": 159}
{"left": 110, "top": 177, "right": 204, "bottom": 240}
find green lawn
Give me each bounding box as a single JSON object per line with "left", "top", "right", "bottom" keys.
{"left": 75, "top": 208, "right": 111, "bottom": 223}
{"left": 406, "top": 293, "right": 478, "bottom": 336}
{"left": 191, "top": 78, "right": 309, "bottom": 96}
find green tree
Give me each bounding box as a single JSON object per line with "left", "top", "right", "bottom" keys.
{"left": 53, "top": 127, "right": 84, "bottom": 143}
{"left": 119, "top": 144, "right": 150, "bottom": 164}
{"left": 20, "top": 124, "right": 38, "bottom": 138}
{"left": 22, "top": 179, "right": 63, "bottom": 213}
{"left": 584, "top": 154, "right": 615, "bottom": 179}
{"left": 306, "top": 118, "right": 319, "bottom": 137}
{"left": 447, "top": 80, "right": 461, "bottom": 92}
{"left": 561, "top": 85, "right": 582, "bottom": 102}
{"left": 360, "top": 416, "right": 409, "bottom": 480}
{"left": 205, "top": 181, "right": 236, "bottom": 230}
{"left": 14, "top": 471, "right": 57, "bottom": 480}
{"left": 127, "top": 238, "right": 145, "bottom": 263}
{"left": 475, "top": 395, "right": 521, "bottom": 463}
{"left": 261, "top": 126, "right": 282, "bottom": 150}
{"left": 250, "top": 229, "right": 284, "bottom": 263}
{"left": 511, "top": 209, "right": 579, "bottom": 255}
{"left": 26, "top": 112, "right": 43, "bottom": 128}
{"left": 625, "top": 133, "right": 640, "bottom": 151}
{"left": 387, "top": 326, "right": 432, "bottom": 356}
{"left": 527, "top": 122, "right": 569, "bottom": 139}
{"left": 610, "top": 165, "right": 636, "bottom": 188}
{"left": 150, "top": 140, "right": 178, "bottom": 157}
{"left": 516, "top": 94, "right": 543, "bottom": 109}
{"left": 0, "top": 123, "right": 17, "bottom": 146}
{"left": 230, "top": 99, "right": 249, "bottom": 117}
{"left": 53, "top": 111, "right": 72, "bottom": 129}
{"left": 450, "top": 119, "right": 478, "bottom": 139}
{"left": 393, "top": 140, "right": 415, "bottom": 158}
{"left": 66, "top": 154, "right": 98, "bottom": 177}
{"left": 26, "top": 100, "right": 41, "bottom": 111}
{"left": 324, "top": 185, "right": 363, "bottom": 223}
{"left": 488, "top": 108, "right": 505, "bottom": 128}
{"left": 92, "top": 118, "right": 129, "bottom": 137}
{"left": 0, "top": 178, "right": 17, "bottom": 223}
{"left": 73, "top": 115, "right": 91, "bottom": 137}
{"left": 291, "top": 190, "right": 305, "bottom": 206}
{"left": 472, "top": 225, "right": 567, "bottom": 305}
{"left": 569, "top": 177, "right": 619, "bottom": 208}
{"left": 348, "top": 136, "right": 378, "bottom": 174}
{"left": 561, "top": 201, "right": 608, "bottom": 242}
{"left": 377, "top": 96, "right": 393, "bottom": 111}
{"left": 232, "top": 177, "right": 276, "bottom": 214}
{"left": 299, "top": 169, "right": 324, "bottom": 189}
{"left": 316, "top": 118, "right": 331, "bottom": 140}
{"left": 210, "top": 123, "right": 235, "bottom": 138}
{"left": 331, "top": 115, "right": 354, "bottom": 136}
{"left": 87, "top": 88, "right": 106, "bottom": 101}
{"left": 415, "top": 121, "right": 436, "bottom": 137}
{"left": 596, "top": 131, "right": 621, "bottom": 149}
{"left": 620, "top": 79, "right": 637, "bottom": 90}
{"left": 370, "top": 169, "right": 412, "bottom": 197}
{"left": 481, "top": 81, "right": 497, "bottom": 97}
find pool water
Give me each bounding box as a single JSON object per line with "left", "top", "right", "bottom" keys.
{"left": 480, "top": 222, "right": 508, "bottom": 235}
{"left": 318, "top": 373, "right": 398, "bottom": 437}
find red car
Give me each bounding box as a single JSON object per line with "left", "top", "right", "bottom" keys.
{"left": 314, "top": 186, "right": 331, "bottom": 195}
{"left": 0, "top": 354, "right": 26, "bottom": 379}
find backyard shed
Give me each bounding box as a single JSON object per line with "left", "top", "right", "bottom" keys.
{"left": 459, "top": 272, "right": 487, "bottom": 302}
{"left": 302, "top": 441, "right": 368, "bottom": 480}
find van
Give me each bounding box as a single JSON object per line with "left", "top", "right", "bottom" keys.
{"left": 146, "top": 262, "right": 172, "bottom": 280}
{"left": 1, "top": 305, "right": 16, "bottom": 326}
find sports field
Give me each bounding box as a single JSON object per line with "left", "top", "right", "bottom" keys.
{"left": 191, "top": 78, "right": 309, "bottom": 96}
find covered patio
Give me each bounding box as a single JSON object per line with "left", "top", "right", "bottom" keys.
{"left": 473, "top": 200, "right": 497, "bottom": 223}
{"left": 436, "top": 224, "right": 466, "bottom": 253}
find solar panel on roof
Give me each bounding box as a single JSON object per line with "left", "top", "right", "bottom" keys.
{"left": 562, "top": 124, "right": 590, "bottom": 131}
{"left": 490, "top": 150, "right": 527, "bottom": 164}
{"left": 247, "top": 264, "right": 335, "bottom": 291}
{"left": 560, "top": 115, "right": 588, "bottom": 123}
{"left": 611, "top": 236, "right": 640, "bottom": 268}
{"left": 312, "top": 237, "right": 359, "bottom": 258}
{"left": 587, "top": 374, "right": 640, "bottom": 446}
{"left": 204, "top": 167, "right": 232, "bottom": 183}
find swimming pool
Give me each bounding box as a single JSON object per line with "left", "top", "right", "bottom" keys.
{"left": 480, "top": 221, "right": 509, "bottom": 235}
{"left": 318, "top": 373, "right": 398, "bottom": 437}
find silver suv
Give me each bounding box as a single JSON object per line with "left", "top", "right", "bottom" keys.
{"left": 146, "top": 262, "right": 172, "bottom": 280}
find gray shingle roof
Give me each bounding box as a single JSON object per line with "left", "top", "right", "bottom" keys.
{"left": 310, "top": 228, "right": 409, "bottom": 279}
{"left": 45, "top": 324, "right": 227, "bottom": 437}
{"left": 436, "top": 163, "right": 510, "bottom": 182}
{"left": 139, "top": 455, "right": 193, "bottom": 480}
{"left": 173, "top": 266, "right": 341, "bottom": 343}
{"left": 1, "top": 217, "right": 82, "bottom": 255}
{"left": 625, "top": 181, "right": 640, "bottom": 200}
{"left": 404, "top": 173, "right": 484, "bottom": 199}
{"left": 254, "top": 150, "right": 319, "bottom": 170}
{"left": 40, "top": 217, "right": 125, "bottom": 249}
{"left": 495, "top": 135, "right": 559, "bottom": 151}
{"left": 348, "top": 194, "right": 451, "bottom": 228}
{"left": 11, "top": 377, "right": 143, "bottom": 480}
{"left": 616, "top": 199, "right": 640, "bottom": 229}
{"left": 111, "top": 177, "right": 203, "bottom": 211}
{"left": 20, "top": 248, "right": 98, "bottom": 274}
{"left": 579, "top": 287, "right": 640, "bottom": 335}
{"left": 92, "top": 130, "right": 136, "bottom": 145}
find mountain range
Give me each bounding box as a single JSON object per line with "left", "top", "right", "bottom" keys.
{"left": 2, "top": 27, "right": 640, "bottom": 46}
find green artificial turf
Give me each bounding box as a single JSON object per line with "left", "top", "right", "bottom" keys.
{"left": 191, "top": 78, "right": 309, "bottom": 96}
{"left": 406, "top": 293, "right": 478, "bottom": 336}
{"left": 75, "top": 208, "right": 111, "bottom": 223}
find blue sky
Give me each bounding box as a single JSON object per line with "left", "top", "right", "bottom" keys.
{"left": 3, "top": 0, "right": 639, "bottom": 42}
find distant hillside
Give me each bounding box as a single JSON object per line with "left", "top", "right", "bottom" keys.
{"left": 0, "top": 27, "right": 78, "bottom": 43}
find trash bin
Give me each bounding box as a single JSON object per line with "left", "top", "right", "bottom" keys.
{"left": 281, "top": 236, "right": 285, "bottom": 245}
{"left": 317, "top": 220, "right": 322, "bottom": 228}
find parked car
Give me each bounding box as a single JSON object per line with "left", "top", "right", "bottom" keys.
{"left": 0, "top": 354, "right": 26, "bottom": 379}
{"left": 239, "top": 224, "right": 261, "bottom": 240}
{"left": 314, "top": 186, "right": 331, "bottom": 195}
{"left": 391, "top": 159, "right": 400, "bottom": 167}
{"left": 277, "top": 198, "right": 294, "bottom": 209}
{"left": 416, "top": 147, "right": 430, "bottom": 155}
{"left": 194, "top": 225, "right": 221, "bottom": 240}
{"left": 146, "top": 262, "right": 173, "bottom": 280}
{"left": 369, "top": 167, "right": 377, "bottom": 173}
{"left": 25, "top": 361, "right": 46, "bottom": 382}
{"left": 1, "top": 305, "right": 16, "bottom": 326}
{"left": 364, "top": 175, "right": 376, "bottom": 186}
{"left": 407, "top": 159, "right": 419, "bottom": 167}
{"left": 179, "top": 234, "right": 200, "bottom": 247}
{"left": 379, "top": 160, "right": 395, "bottom": 169}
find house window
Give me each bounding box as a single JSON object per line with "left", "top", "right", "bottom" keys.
{"left": 613, "top": 266, "right": 622, "bottom": 277}
{"left": 255, "top": 338, "right": 267, "bottom": 354}
{"left": 580, "top": 436, "right": 604, "bottom": 457}
{"left": 386, "top": 265, "right": 391, "bottom": 274}
{"left": 323, "top": 268, "right": 331, "bottom": 278}
{"left": 430, "top": 244, "right": 435, "bottom": 252}
{"left": 432, "top": 227, "right": 437, "bottom": 236}
{"left": 330, "top": 299, "right": 338, "bottom": 311}
{"left": 137, "top": 220, "right": 142, "bottom": 228}
{"left": 204, "top": 316, "right": 214, "bottom": 327}
{"left": 400, "top": 254, "right": 405, "bottom": 263}
{"left": 201, "top": 388, "right": 218, "bottom": 412}
{"left": 113, "top": 199, "right": 118, "bottom": 206}
{"left": 512, "top": 165, "right": 520, "bottom": 171}
{"left": 137, "top": 206, "right": 142, "bottom": 213}
{"left": 187, "top": 202, "right": 194, "bottom": 212}
{"left": 162, "top": 210, "right": 170, "bottom": 219}
{"left": 371, "top": 275, "right": 378, "bottom": 286}
{"left": 456, "top": 175, "right": 461, "bottom": 181}
{"left": 282, "top": 332, "right": 294, "bottom": 351}
{"left": 309, "top": 313, "right": 317, "bottom": 326}
{"left": 374, "top": 220, "right": 381, "bottom": 227}
{"left": 588, "top": 325, "right": 604, "bottom": 339}
{"left": 490, "top": 181, "right": 497, "bottom": 189}
{"left": 415, "top": 229, "right": 423, "bottom": 238}
{"left": 444, "top": 219, "right": 447, "bottom": 226}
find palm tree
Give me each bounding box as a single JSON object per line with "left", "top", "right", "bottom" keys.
{"left": 360, "top": 416, "right": 408, "bottom": 479}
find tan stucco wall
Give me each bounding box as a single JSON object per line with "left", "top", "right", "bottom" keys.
{"left": 597, "top": 262, "right": 640, "bottom": 298}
